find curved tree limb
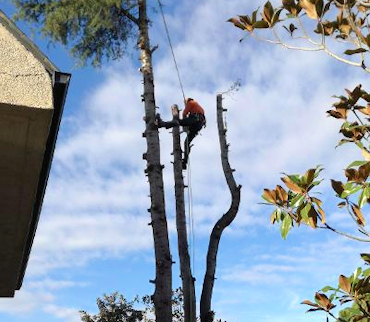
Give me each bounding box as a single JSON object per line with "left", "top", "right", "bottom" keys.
{"left": 200, "top": 94, "right": 242, "bottom": 322}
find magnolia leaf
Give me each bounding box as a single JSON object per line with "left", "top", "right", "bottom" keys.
{"left": 301, "top": 300, "right": 320, "bottom": 307}
{"left": 304, "top": 168, "right": 316, "bottom": 186}
{"left": 228, "top": 18, "right": 246, "bottom": 30}
{"left": 281, "top": 214, "right": 293, "bottom": 239}
{"left": 327, "top": 109, "right": 346, "bottom": 119}
{"left": 358, "top": 161, "right": 370, "bottom": 181}
{"left": 262, "top": 189, "right": 277, "bottom": 203}
{"left": 253, "top": 20, "right": 270, "bottom": 28}
{"left": 299, "top": 0, "right": 318, "bottom": 19}
{"left": 271, "top": 8, "right": 283, "bottom": 26}
{"left": 276, "top": 185, "right": 288, "bottom": 203}
{"left": 352, "top": 204, "right": 366, "bottom": 226}
{"left": 337, "top": 201, "right": 346, "bottom": 208}
{"left": 316, "top": 205, "right": 326, "bottom": 224}
{"left": 315, "top": 292, "right": 335, "bottom": 311}
{"left": 339, "top": 275, "right": 351, "bottom": 293}
{"left": 262, "top": 1, "right": 274, "bottom": 23}
{"left": 270, "top": 210, "right": 278, "bottom": 224}
{"left": 311, "top": 197, "right": 322, "bottom": 207}
{"left": 347, "top": 160, "right": 369, "bottom": 168}
{"left": 358, "top": 105, "right": 370, "bottom": 115}
{"left": 344, "top": 48, "right": 368, "bottom": 55}
{"left": 281, "top": 176, "right": 303, "bottom": 193}
{"left": 361, "top": 253, "right": 370, "bottom": 264}
{"left": 308, "top": 206, "right": 318, "bottom": 228}
{"left": 331, "top": 179, "right": 344, "bottom": 196}
{"left": 362, "top": 148, "right": 370, "bottom": 161}
{"left": 336, "top": 139, "right": 353, "bottom": 148}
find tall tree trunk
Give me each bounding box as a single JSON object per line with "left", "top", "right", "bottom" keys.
{"left": 171, "top": 105, "right": 196, "bottom": 322}
{"left": 138, "top": 1, "right": 172, "bottom": 321}
{"left": 200, "top": 95, "right": 241, "bottom": 322}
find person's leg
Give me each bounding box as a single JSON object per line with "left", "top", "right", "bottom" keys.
{"left": 156, "top": 114, "right": 179, "bottom": 128}
{"left": 183, "top": 130, "right": 197, "bottom": 167}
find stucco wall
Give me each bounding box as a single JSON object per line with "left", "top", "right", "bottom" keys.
{"left": 0, "top": 23, "right": 53, "bottom": 109}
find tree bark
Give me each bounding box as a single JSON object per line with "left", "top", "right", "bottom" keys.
{"left": 171, "top": 105, "right": 196, "bottom": 322}
{"left": 138, "top": 1, "right": 172, "bottom": 321}
{"left": 200, "top": 94, "right": 242, "bottom": 322}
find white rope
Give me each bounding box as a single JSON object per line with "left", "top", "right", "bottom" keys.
{"left": 156, "top": 0, "right": 186, "bottom": 102}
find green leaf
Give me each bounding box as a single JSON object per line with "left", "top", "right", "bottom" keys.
{"left": 300, "top": 203, "right": 312, "bottom": 221}
{"left": 253, "top": 20, "right": 270, "bottom": 28}
{"left": 358, "top": 186, "right": 370, "bottom": 208}
{"left": 280, "top": 214, "right": 293, "bottom": 239}
{"left": 290, "top": 193, "right": 304, "bottom": 207}
{"left": 336, "top": 139, "right": 353, "bottom": 148}
{"left": 347, "top": 160, "right": 369, "bottom": 169}
{"left": 344, "top": 48, "right": 368, "bottom": 55}
{"left": 321, "top": 285, "right": 336, "bottom": 292}
{"left": 361, "top": 253, "right": 370, "bottom": 264}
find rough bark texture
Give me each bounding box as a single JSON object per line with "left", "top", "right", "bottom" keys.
{"left": 200, "top": 94, "right": 242, "bottom": 322}
{"left": 138, "top": 1, "right": 172, "bottom": 321}
{"left": 171, "top": 105, "right": 196, "bottom": 322}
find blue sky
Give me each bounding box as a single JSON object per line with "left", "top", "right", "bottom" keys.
{"left": 1, "top": 1, "right": 370, "bottom": 322}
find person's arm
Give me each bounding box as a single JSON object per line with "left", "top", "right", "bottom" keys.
{"left": 182, "top": 102, "right": 190, "bottom": 118}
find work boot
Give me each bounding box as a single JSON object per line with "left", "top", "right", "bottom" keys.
{"left": 155, "top": 113, "right": 165, "bottom": 128}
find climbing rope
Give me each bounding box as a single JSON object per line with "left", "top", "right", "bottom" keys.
{"left": 156, "top": 0, "right": 186, "bottom": 102}
{"left": 156, "top": 0, "right": 196, "bottom": 291}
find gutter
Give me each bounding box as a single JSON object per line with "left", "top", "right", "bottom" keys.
{"left": 16, "top": 71, "right": 71, "bottom": 290}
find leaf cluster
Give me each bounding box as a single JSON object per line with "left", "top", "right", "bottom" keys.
{"left": 262, "top": 166, "right": 325, "bottom": 239}
{"left": 229, "top": 0, "right": 370, "bottom": 63}
{"left": 12, "top": 0, "right": 137, "bottom": 66}
{"left": 302, "top": 256, "right": 370, "bottom": 321}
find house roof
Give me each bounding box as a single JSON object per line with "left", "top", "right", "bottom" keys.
{"left": 0, "top": 9, "right": 71, "bottom": 296}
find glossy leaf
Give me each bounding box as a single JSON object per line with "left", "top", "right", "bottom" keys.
{"left": 344, "top": 48, "right": 368, "bottom": 55}
{"left": 339, "top": 275, "right": 351, "bottom": 293}
{"left": 352, "top": 204, "right": 366, "bottom": 226}
{"left": 281, "top": 214, "right": 293, "bottom": 239}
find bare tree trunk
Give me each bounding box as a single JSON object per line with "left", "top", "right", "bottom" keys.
{"left": 200, "top": 94, "right": 241, "bottom": 322}
{"left": 138, "top": 1, "right": 172, "bottom": 321}
{"left": 171, "top": 105, "right": 196, "bottom": 322}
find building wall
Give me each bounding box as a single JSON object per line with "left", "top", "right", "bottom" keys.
{"left": 0, "top": 23, "right": 53, "bottom": 109}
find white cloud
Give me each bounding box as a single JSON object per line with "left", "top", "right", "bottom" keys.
{"left": 2, "top": 1, "right": 369, "bottom": 322}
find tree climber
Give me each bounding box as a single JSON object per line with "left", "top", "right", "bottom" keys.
{"left": 156, "top": 98, "right": 206, "bottom": 169}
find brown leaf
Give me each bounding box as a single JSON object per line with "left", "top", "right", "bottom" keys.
{"left": 345, "top": 168, "right": 360, "bottom": 182}
{"left": 301, "top": 300, "right": 320, "bottom": 307}
{"left": 339, "top": 275, "right": 351, "bottom": 293}
{"left": 308, "top": 206, "right": 318, "bottom": 228}
{"left": 276, "top": 185, "right": 288, "bottom": 204}
{"left": 327, "top": 109, "right": 346, "bottom": 119}
{"left": 227, "top": 18, "right": 246, "bottom": 30}
{"left": 315, "top": 293, "right": 335, "bottom": 311}
{"left": 359, "top": 105, "right": 370, "bottom": 116}
{"left": 337, "top": 201, "right": 346, "bottom": 208}
{"left": 358, "top": 162, "right": 370, "bottom": 181}
{"left": 281, "top": 176, "right": 303, "bottom": 193}
{"left": 299, "top": 0, "right": 318, "bottom": 19}
{"left": 331, "top": 179, "right": 344, "bottom": 196}
{"left": 262, "top": 189, "right": 277, "bottom": 203}
{"left": 316, "top": 205, "right": 326, "bottom": 224}
{"left": 304, "top": 168, "right": 316, "bottom": 186}
{"left": 344, "top": 48, "right": 368, "bottom": 55}
{"left": 352, "top": 204, "right": 366, "bottom": 226}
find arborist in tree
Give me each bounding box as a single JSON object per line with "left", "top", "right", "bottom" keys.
{"left": 156, "top": 98, "right": 206, "bottom": 170}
